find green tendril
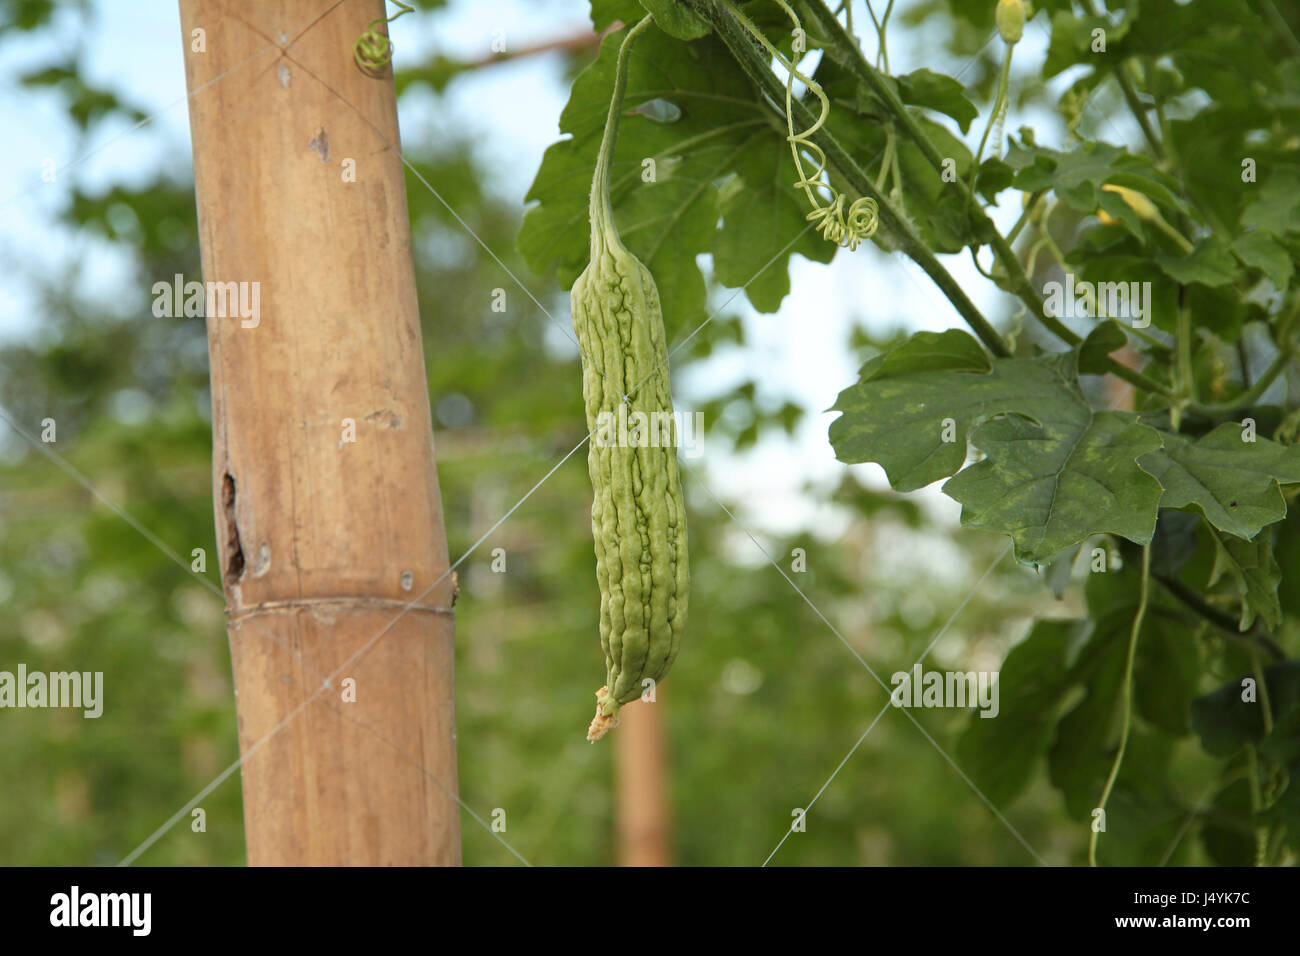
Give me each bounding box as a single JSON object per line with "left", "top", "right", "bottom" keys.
{"left": 354, "top": 1, "right": 415, "bottom": 72}
{"left": 971, "top": 2, "right": 1022, "bottom": 194}
{"left": 728, "top": 0, "right": 879, "bottom": 251}
{"left": 1089, "top": 543, "right": 1149, "bottom": 867}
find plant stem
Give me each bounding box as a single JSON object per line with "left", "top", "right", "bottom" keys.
{"left": 1174, "top": 292, "right": 1194, "bottom": 430}
{"left": 864, "top": 0, "right": 892, "bottom": 72}
{"left": 876, "top": 126, "right": 896, "bottom": 191}
{"left": 1153, "top": 572, "right": 1287, "bottom": 662}
{"left": 1089, "top": 544, "right": 1150, "bottom": 868}
{"left": 971, "top": 46, "right": 1013, "bottom": 189}
{"left": 1039, "top": 229, "right": 1068, "bottom": 271}
{"left": 1263, "top": 0, "right": 1300, "bottom": 57}
{"left": 1187, "top": 347, "right": 1294, "bottom": 418}
{"left": 1246, "top": 744, "right": 1266, "bottom": 865}
{"left": 1082, "top": 0, "right": 1164, "bottom": 159}
{"left": 589, "top": 16, "right": 654, "bottom": 249}
{"left": 1116, "top": 61, "right": 1165, "bottom": 160}
{"left": 1248, "top": 649, "right": 1275, "bottom": 739}
{"left": 1152, "top": 213, "right": 1194, "bottom": 254}
{"left": 1006, "top": 190, "right": 1047, "bottom": 244}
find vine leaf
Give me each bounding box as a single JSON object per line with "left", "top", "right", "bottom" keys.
{"left": 893, "top": 68, "right": 978, "bottom": 133}
{"left": 828, "top": 329, "right": 1165, "bottom": 564}
{"left": 1210, "top": 527, "right": 1282, "bottom": 630}
{"left": 955, "top": 618, "right": 1084, "bottom": 807}
{"left": 1241, "top": 170, "right": 1300, "bottom": 235}
{"left": 1078, "top": 319, "right": 1128, "bottom": 374}
{"left": 1004, "top": 137, "right": 1186, "bottom": 218}
{"left": 1156, "top": 235, "right": 1238, "bottom": 287}
{"left": 713, "top": 137, "right": 835, "bottom": 313}
{"left": 1136, "top": 423, "right": 1300, "bottom": 540}
{"left": 637, "top": 0, "right": 711, "bottom": 40}
{"left": 1232, "top": 231, "right": 1294, "bottom": 289}
{"left": 1043, "top": 8, "right": 1133, "bottom": 79}
{"left": 1192, "top": 662, "right": 1300, "bottom": 755}
{"left": 590, "top": 0, "right": 644, "bottom": 31}
{"left": 1193, "top": 661, "right": 1300, "bottom": 854}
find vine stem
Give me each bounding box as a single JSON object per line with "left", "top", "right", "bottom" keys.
{"left": 1172, "top": 291, "right": 1193, "bottom": 430}
{"left": 970, "top": 45, "right": 1014, "bottom": 191}
{"left": 1151, "top": 213, "right": 1193, "bottom": 254}
{"left": 1246, "top": 745, "right": 1265, "bottom": 866}
{"left": 1089, "top": 543, "right": 1150, "bottom": 868}
{"left": 726, "top": 0, "right": 880, "bottom": 248}
{"left": 1152, "top": 572, "right": 1286, "bottom": 662}
{"left": 1187, "top": 345, "right": 1294, "bottom": 418}
{"left": 703, "top": 0, "right": 1011, "bottom": 356}
{"left": 1245, "top": 646, "right": 1275, "bottom": 866}
{"left": 864, "top": 0, "right": 893, "bottom": 72}
{"left": 1006, "top": 189, "right": 1047, "bottom": 244}
{"left": 1082, "top": 0, "right": 1165, "bottom": 160}
{"left": 783, "top": 0, "right": 1173, "bottom": 396}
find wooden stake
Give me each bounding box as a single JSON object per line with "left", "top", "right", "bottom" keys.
{"left": 180, "top": 0, "right": 460, "bottom": 865}
{"left": 615, "top": 697, "right": 672, "bottom": 866}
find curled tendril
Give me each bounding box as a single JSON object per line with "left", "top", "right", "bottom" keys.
{"left": 808, "top": 194, "right": 880, "bottom": 251}
{"left": 353, "top": 1, "right": 414, "bottom": 72}
{"left": 731, "top": 0, "right": 878, "bottom": 250}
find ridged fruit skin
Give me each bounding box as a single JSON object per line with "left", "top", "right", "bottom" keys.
{"left": 571, "top": 227, "right": 689, "bottom": 716}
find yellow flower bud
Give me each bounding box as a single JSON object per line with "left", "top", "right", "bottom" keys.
{"left": 1100, "top": 184, "right": 1159, "bottom": 222}
{"left": 997, "top": 0, "right": 1025, "bottom": 44}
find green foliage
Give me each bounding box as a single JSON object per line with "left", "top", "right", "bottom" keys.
{"left": 519, "top": 0, "right": 1300, "bottom": 864}
{"left": 1138, "top": 426, "right": 1300, "bottom": 541}
{"left": 4, "top": 0, "right": 1299, "bottom": 867}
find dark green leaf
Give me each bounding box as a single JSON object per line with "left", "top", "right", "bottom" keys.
{"left": 1156, "top": 236, "right": 1238, "bottom": 287}
{"left": 895, "top": 68, "right": 978, "bottom": 133}
{"left": 1192, "top": 662, "right": 1300, "bottom": 754}
{"left": 638, "top": 0, "right": 711, "bottom": 40}
{"left": 713, "top": 135, "right": 835, "bottom": 313}
{"left": 1232, "top": 231, "right": 1294, "bottom": 289}
{"left": 956, "top": 619, "right": 1086, "bottom": 807}
{"left": 1078, "top": 319, "right": 1128, "bottom": 375}
{"left": 1138, "top": 424, "right": 1300, "bottom": 540}
{"left": 1209, "top": 528, "right": 1281, "bottom": 630}
{"left": 829, "top": 330, "right": 1165, "bottom": 563}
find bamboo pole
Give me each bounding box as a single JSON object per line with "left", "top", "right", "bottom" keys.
{"left": 615, "top": 698, "right": 672, "bottom": 866}
{"left": 180, "top": 0, "right": 460, "bottom": 865}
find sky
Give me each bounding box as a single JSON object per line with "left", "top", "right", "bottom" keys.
{"left": 0, "top": 0, "right": 1106, "bottom": 535}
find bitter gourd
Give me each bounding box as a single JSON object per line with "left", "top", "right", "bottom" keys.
{"left": 573, "top": 16, "right": 688, "bottom": 741}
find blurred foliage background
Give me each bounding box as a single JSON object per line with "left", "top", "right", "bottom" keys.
{"left": 0, "top": 0, "right": 1272, "bottom": 865}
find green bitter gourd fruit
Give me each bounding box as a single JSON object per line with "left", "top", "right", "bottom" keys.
{"left": 573, "top": 16, "right": 688, "bottom": 741}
